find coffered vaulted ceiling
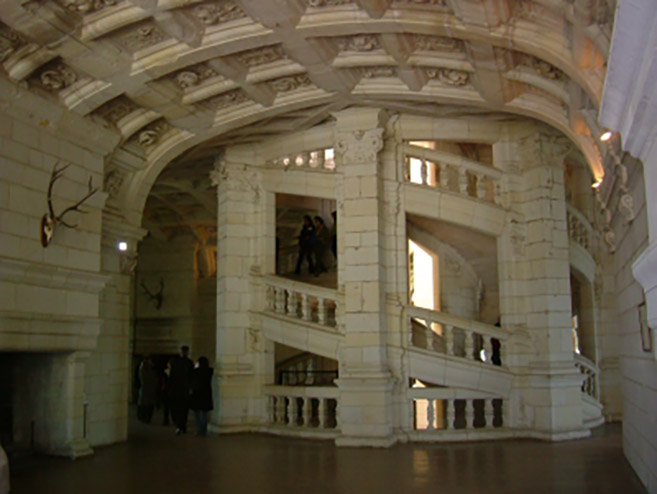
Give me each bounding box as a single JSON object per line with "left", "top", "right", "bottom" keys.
{"left": 0, "top": 0, "right": 615, "bottom": 227}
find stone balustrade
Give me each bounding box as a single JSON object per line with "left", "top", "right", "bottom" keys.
{"left": 409, "top": 387, "right": 506, "bottom": 432}
{"left": 403, "top": 143, "right": 502, "bottom": 204}
{"left": 265, "top": 385, "right": 339, "bottom": 431}
{"left": 566, "top": 204, "right": 593, "bottom": 252}
{"left": 407, "top": 306, "right": 509, "bottom": 366}
{"left": 574, "top": 354, "right": 600, "bottom": 401}
{"left": 267, "top": 148, "right": 336, "bottom": 172}
{"left": 264, "top": 275, "right": 340, "bottom": 330}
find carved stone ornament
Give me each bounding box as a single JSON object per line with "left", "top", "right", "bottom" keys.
{"left": 618, "top": 193, "right": 635, "bottom": 224}
{"left": 174, "top": 64, "right": 216, "bottom": 89}
{"left": 335, "top": 128, "right": 384, "bottom": 164}
{"left": 415, "top": 35, "right": 462, "bottom": 52}
{"left": 121, "top": 25, "right": 167, "bottom": 52}
{"left": 337, "top": 35, "right": 380, "bottom": 52}
{"left": 236, "top": 45, "right": 285, "bottom": 67}
{"left": 206, "top": 89, "right": 249, "bottom": 110}
{"left": 55, "top": 0, "right": 117, "bottom": 14}
{"left": 94, "top": 95, "right": 137, "bottom": 124}
{"left": 427, "top": 68, "right": 469, "bottom": 86}
{"left": 395, "top": 0, "right": 448, "bottom": 6}
{"left": 521, "top": 54, "right": 565, "bottom": 81}
{"left": 308, "top": 0, "right": 353, "bottom": 6}
{"left": 213, "top": 163, "right": 260, "bottom": 201}
{"left": 104, "top": 169, "right": 124, "bottom": 198}
{"left": 38, "top": 64, "right": 78, "bottom": 91}
{"left": 362, "top": 66, "right": 396, "bottom": 78}
{"left": 0, "top": 24, "right": 25, "bottom": 62}
{"left": 135, "top": 120, "right": 169, "bottom": 149}
{"left": 120, "top": 254, "right": 138, "bottom": 275}
{"left": 193, "top": 2, "right": 246, "bottom": 25}
{"left": 269, "top": 74, "right": 312, "bottom": 93}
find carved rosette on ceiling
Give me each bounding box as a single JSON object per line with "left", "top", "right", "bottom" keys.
{"left": 335, "top": 128, "right": 384, "bottom": 164}
{"left": 134, "top": 119, "right": 170, "bottom": 149}
{"left": 519, "top": 54, "right": 566, "bottom": 81}
{"left": 93, "top": 95, "right": 138, "bottom": 126}
{"left": 0, "top": 24, "right": 25, "bottom": 62}
{"left": 236, "top": 45, "right": 286, "bottom": 68}
{"left": 118, "top": 24, "right": 167, "bottom": 53}
{"left": 427, "top": 68, "right": 470, "bottom": 86}
{"left": 54, "top": 0, "right": 117, "bottom": 14}
{"left": 36, "top": 63, "right": 78, "bottom": 91}
{"left": 394, "top": 0, "right": 449, "bottom": 8}
{"left": 173, "top": 64, "right": 216, "bottom": 89}
{"left": 414, "top": 35, "right": 463, "bottom": 53}
{"left": 193, "top": 1, "right": 247, "bottom": 25}
{"left": 205, "top": 89, "right": 249, "bottom": 110}
{"left": 336, "top": 35, "right": 380, "bottom": 52}
{"left": 362, "top": 66, "right": 396, "bottom": 78}
{"left": 269, "top": 74, "right": 313, "bottom": 93}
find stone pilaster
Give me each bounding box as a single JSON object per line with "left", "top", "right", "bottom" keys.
{"left": 333, "top": 108, "right": 396, "bottom": 447}
{"left": 495, "top": 131, "right": 586, "bottom": 439}
{"left": 211, "top": 153, "right": 267, "bottom": 431}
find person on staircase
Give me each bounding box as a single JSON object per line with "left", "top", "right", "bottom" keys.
{"left": 313, "top": 216, "right": 329, "bottom": 276}
{"left": 294, "top": 215, "right": 316, "bottom": 275}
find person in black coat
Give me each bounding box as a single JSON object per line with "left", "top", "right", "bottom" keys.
{"left": 168, "top": 345, "right": 194, "bottom": 435}
{"left": 294, "top": 215, "right": 316, "bottom": 275}
{"left": 190, "top": 356, "right": 214, "bottom": 436}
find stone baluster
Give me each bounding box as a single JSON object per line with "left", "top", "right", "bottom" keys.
{"left": 465, "top": 400, "right": 475, "bottom": 429}
{"left": 445, "top": 400, "right": 455, "bottom": 430}
{"left": 318, "top": 398, "right": 326, "bottom": 428}
{"left": 465, "top": 329, "right": 475, "bottom": 360}
{"left": 408, "top": 316, "right": 415, "bottom": 346}
{"left": 476, "top": 174, "right": 486, "bottom": 199}
{"left": 426, "top": 399, "right": 435, "bottom": 430}
{"left": 287, "top": 290, "right": 298, "bottom": 317}
{"left": 445, "top": 325, "right": 454, "bottom": 356}
{"left": 317, "top": 150, "right": 325, "bottom": 169}
{"left": 277, "top": 396, "right": 287, "bottom": 425}
{"left": 303, "top": 397, "right": 313, "bottom": 427}
{"left": 483, "top": 336, "right": 493, "bottom": 364}
{"left": 485, "top": 399, "right": 495, "bottom": 428}
{"left": 274, "top": 287, "right": 286, "bottom": 313}
{"left": 301, "top": 293, "right": 312, "bottom": 321}
{"left": 334, "top": 400, "right": 340, "bottom": 430}
{"left": 439, "top": 163, "right": 449, "bottom": 188}
{"left": 425, "top": 323, "right": 435, "bottom": 351}
{"left": 458, "top": 167, "right": 468, "bottom": 194}
{"left": 288, "top": 397, "right": 298, "bottom": 427}
{"left": 301, "top": 152, "right": 310, "bottom": 168}
{"left": 420, "top": 159, "right": 428, "bottom": 185}
{"left": 318, "top": 298, "right": 327, "bottom": 326}
{"left": 502, "top": 399, "right": 509, "bottom": 428}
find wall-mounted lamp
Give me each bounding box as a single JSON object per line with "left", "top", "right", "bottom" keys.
{"left": 118, "top": 241, "right": 128, "bottom": 251}
{"left": 592, "top": 180, "right": 603, "bottom": 189}
{"left": 599, "top": 131, "right": 613, "bottom": 142}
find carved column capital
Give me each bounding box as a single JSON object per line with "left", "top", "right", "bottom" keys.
{"left": 516, "top": 131, "right": 573, "bottom": 169}
{"left": 335, "top": 128, "right": 384, "bottom": 164}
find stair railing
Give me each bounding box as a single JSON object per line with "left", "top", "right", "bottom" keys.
{"left": 574, "top": 353, "right": 600, "bottom": 401}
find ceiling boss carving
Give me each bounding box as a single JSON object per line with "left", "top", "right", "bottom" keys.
{"left": 269, "top": 74, "right": 313, "bottom": 93}
{"left": 193, "top": 1, "right": 247, "bottom": 25}
{"left": 236, "top": 45, "right": 286, "bottom": 68}
{"left": 414, "top": 35, "right": 463, "bottom": 53}
{"left": 362, "top": 66, "right": 396, "bottom": 78}
{"left": 54, "top": 0, "right": 117, "bottom": 14}
{"left": 93, "top": 96, "right": 138, "bottom": 126}
{"left": 308, "top": 0, "right": 354, "bottom": 7}
{"left": 337, "top": 35, "right": 380, "bottom": 52}
{"left": 426, "top": 68, "right": 470, "bottom": 86}
{"left": 205, "top": 89, "right": 249, "bottom": 110}
{"left": 519, "top": 54, "right": 566, "bottom": 81}
{"left": 119, "top": 24, "right": 167, "bottom": 52}
{"left": 134, "top": 120, "right": 170, "bottom": 149}
{"left": 37, "top": 63, "right": 78, "bottom": 91}
{"left": 173, "top": 64, "right": 216, "bottom": 89}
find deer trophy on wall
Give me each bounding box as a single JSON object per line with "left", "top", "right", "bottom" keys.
{"left": 140, "top": 278, "right": 164, "bottom": 310}
{"left": 40, "top": 163, "right": 99, "bottom": 247}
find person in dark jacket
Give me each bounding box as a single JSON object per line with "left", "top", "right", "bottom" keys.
{"left": 168, "top": 345, "right": 194, "bottom": 435}
{"left": 138, "top": 355, "right": 159, "bottom": 424}
{"left": 294, "top": 215, "right": 316, "bottom": 275}
{"left": 190, "top": 356, "right": 214, "bottom": 436}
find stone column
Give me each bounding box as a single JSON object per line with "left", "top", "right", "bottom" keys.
{"left": 211, "top": 151, "right": 266, "bottom": 431}
{"left": 333, "top": 108, "right": 395, "bottom": 447}
{"left": 495, "top": 130, "right": 586, "bottom": 439}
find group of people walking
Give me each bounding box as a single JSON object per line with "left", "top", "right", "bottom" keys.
{"left": 137, "top": 346, "right": 214, "bottom": 436}
{"left": 294, "top": 212, "right": 337, "bottom": 276}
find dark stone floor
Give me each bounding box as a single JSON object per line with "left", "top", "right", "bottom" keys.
{"left": 10, "top": 422, "right": 646, "bottom": 494}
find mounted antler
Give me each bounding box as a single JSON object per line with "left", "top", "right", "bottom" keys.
{"left": 140, "top": 278, "right": 164, "bottom": 309}
{"left": 41, "top": 162, "right": 99, "bottom": 247}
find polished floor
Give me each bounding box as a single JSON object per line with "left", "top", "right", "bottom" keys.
{"left": 10, "top": 422, "right": 646, "bottom": 494}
